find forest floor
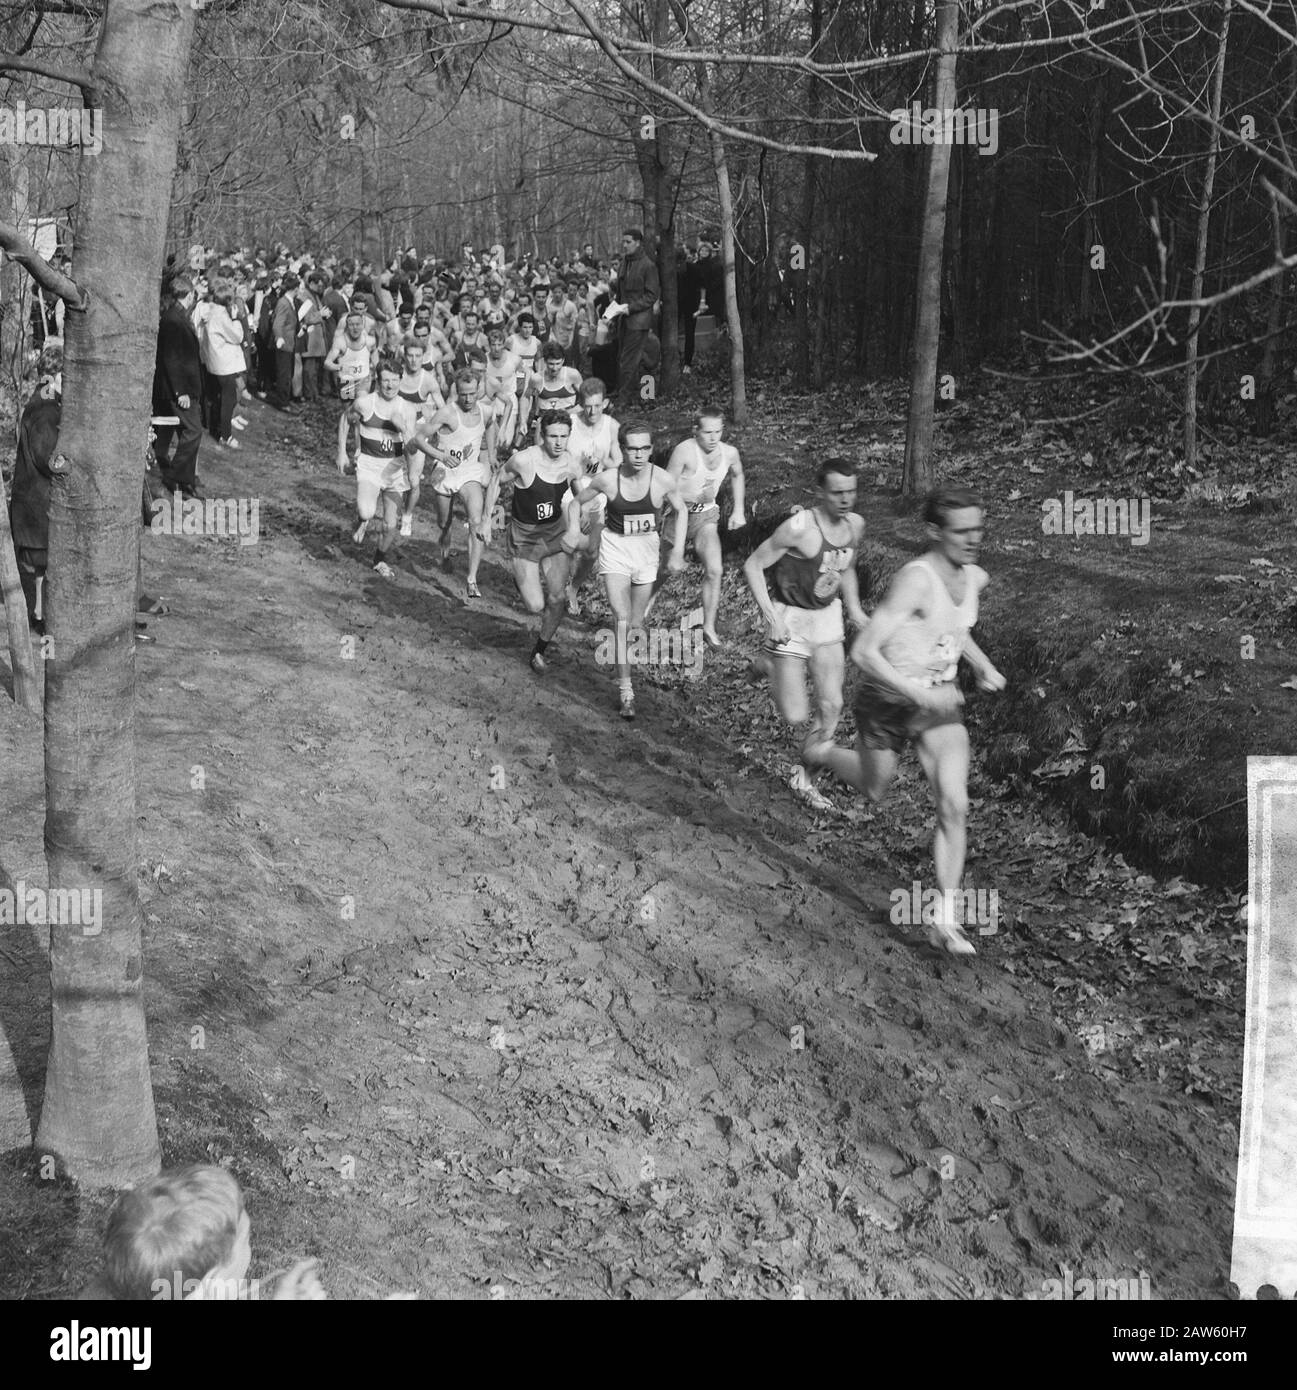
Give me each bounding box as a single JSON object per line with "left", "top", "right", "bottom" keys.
{"left": 0, "top": 367, "right": 1288, "bottom": 1300}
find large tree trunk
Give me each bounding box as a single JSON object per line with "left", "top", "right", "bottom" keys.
{"left": 35, "top": 0, "right": 198, "bottom": 1187}
{"left": 902, "top": 0, "right": 959, "bottom": 496}
{"left": 1184, "top": 0, "right": 1232, "bottom": 471}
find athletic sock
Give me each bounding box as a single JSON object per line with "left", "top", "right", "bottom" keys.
{"left": 619, "top": 676, "right": 633, "bottom": 701}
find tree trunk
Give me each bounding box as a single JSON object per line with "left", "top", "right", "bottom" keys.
{"left": 794, "top": 0, "right": 822, "bottom": 386}
{"left": 35, "top": 0, "right": 198, "bottom": 1187}
{"left": 902, "top": 0, "right": 959, "bottom": 496}
{"left": 696, "top": 64, "right": 747, "bottom": 421}
{"left": 708, "top": 123, "right": 747, "bottom": 424}
{"left": 1184, "top": 0, "right": 1232, "bottom": 471}
{"left": 1256, "top": 88, "right": 1293, "bottom": 435}
{"left": 360, "top": 110, "right": 383, "bottom": 266}
{"left": 1079, "top": 79, "right": 1103, "bottom": 321}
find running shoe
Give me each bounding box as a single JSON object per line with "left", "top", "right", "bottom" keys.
{"left": 927, "top": 920, "right": 977, "bottom": 957}
{"left": 619, "top": 693, "right": 636, "bottom": 720}
{"left": 466, "top": 580, "right": 482, "bottom": 599}
{"left": 399, "top": 514, "right": 413, "bottom": 537}
{"left": 353, "top": 519, "right": 369, "bottom": 544}
{"left": 789, "top": 765, "right": 834, "bottom": 812}
{"left": 373, "top": 560, "right": 395, "bottom": 579}
{"left": 530, "top": 650, "right": 547, "bottom": 674}
{"left": 924, "top": 895, "right": 976, "bottom": 956}
{"left": 231, "top": 416, "right": 248, "bottom": 430}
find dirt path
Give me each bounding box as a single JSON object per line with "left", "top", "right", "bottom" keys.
{"left": 0, "top": 398, "right": 1240, "bottom": 1299}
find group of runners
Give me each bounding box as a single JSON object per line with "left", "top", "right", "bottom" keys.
{"left": 319, "top": 273, "right": 1003, "bottom": 956}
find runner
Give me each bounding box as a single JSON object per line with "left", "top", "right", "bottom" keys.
{"left": 563, "top": 422, "right": 687, "bottom": 720}
{"left": 407, "top": 368, "right": 499, "bottom": 597}
{"left": 564, "top": 377, "right": 621, "bottom": 615}
{"left": 742, "top": 458, "right": 868, "bottom": 813}
{"left": 506, "top": 313, "right": 542, "bottom": 437}
{"left": 345, "top": 361, "right": 419, "bottom": 579}
{"left": 482, "top": 410, "right": 583, "bottom": 672}
{"left": 414, "top": 302, "right": 453, "bottom": 366}
{"left": 482, "top": 325, "right": 522, "bottom": 452}
{"left": 324, "top": 309, "right": 378, "bottom": 473}
{"left": 478, "top": 277, "right": 511, "bottom": 329}
{"left": 452, "top": 308, "right": 489, "bottom": 368}
{"left": 396, "top": 339, "right": 446, "bottom": 537}
{"left": 652, "top": 406, "right": 746, "bottom": 648}
{"left": 523, "top": 341, "right": 582, "bottom": 441}
{"left": 804, "top": 486, "right": 1006, "bottom": 957}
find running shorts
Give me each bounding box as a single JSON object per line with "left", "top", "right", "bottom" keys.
{"left": 598, "top": 530, "right": 660, "bottom": 585}
{"left": 509, "top": 516, "right": 567, "bottom": 563}
{"left": 852, "top": 678, "right": 963, "bottom": 753}
{"left": 434, "top": 458, "right": 489, "bottom": 496}
{"left": 662, "top": 503, "right": 720, "bottom": 550}
{"left": 763, "top": 597, "right": 843, "bottom": 661}
{"left": 356, "top": 455, "right": 409, "bottom": 494}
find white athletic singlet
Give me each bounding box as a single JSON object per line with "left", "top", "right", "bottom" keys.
{"left": 881, "top": 556, "right": 983, "bottom": 687}
{"left": 675, "top": 438, "right": 736, "bottom": 511}
{"left": 398, "top": 368, "right": 442, "bottom": 422}
{"left": 435, "top": 401, "right": 489, "bottom": 473}
{"left": 567, "top": 412, "right": 619, "bottom": 471}
{"left": 335, "top": 337, "right": 373, "bottom": 386}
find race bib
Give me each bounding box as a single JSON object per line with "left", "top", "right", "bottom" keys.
{"left": 625, "top": 515, "right": 657, "bottom": 536}
{"left": 813, "top": 571, "right": 842, "bottom": 600}
{"left": 535, "top": 501, "right": 555, "bottom": 520}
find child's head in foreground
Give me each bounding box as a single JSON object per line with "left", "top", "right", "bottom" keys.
{"left": 103, "top": 1164, "right": 250, "bottom": 1300}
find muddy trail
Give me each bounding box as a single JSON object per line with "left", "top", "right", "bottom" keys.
{"left": 0, "top": 396, "right": 1241, "bottom": 1299}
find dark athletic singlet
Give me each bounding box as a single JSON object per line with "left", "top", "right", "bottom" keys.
{"left": 535, "top": 373, "right": 578, "bottom": 413}
{"left": 606, "top": 468, "right": 659, "bottom": 536}
{"left": 768, "top": 509, "right": 855, "bottom": 609}
{"left": 511, "top": 446, "right": 572, "bottom": 525}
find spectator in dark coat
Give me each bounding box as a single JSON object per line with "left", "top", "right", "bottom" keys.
{"left": 613, "top": 229, "right": 660, "bottom": 410}
{"left": 151, "top": 275, "right": 204, "bottom": 497}
{"left": 269, "top": 274, "right": 300, "bottom": 410}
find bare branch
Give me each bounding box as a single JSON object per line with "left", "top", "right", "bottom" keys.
{"left": 0, "top": 49, "right": 98, "bottom": 105}
{"left": 0, "top": 218, "right": 88, "bottom": 310}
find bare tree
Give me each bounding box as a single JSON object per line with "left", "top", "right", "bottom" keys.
{"left": 1183, "top": 0, "right": 1233, "bottom": 469}
{"left": 902, "top": 0, "right": 959, "bottom": 496}
{"left": 0, "top": 0, "right": 200, "bottom": 1187}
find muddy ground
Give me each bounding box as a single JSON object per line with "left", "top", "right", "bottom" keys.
{"left": 0, "top": 392, "right": 1244, "bottom": 1299}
